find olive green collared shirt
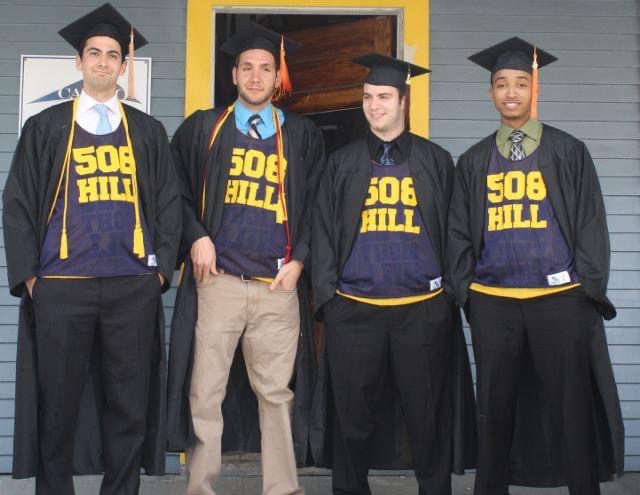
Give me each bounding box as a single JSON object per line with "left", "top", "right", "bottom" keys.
{"left": 496, "top": 118, "right": 543, "bottom": 159}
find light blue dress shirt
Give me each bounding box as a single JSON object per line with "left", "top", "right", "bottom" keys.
{"left": 234, "top": 100, "right": 285, "bottom": 139}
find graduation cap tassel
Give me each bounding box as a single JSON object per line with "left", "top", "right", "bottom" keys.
{"left": 60, "top": 230, "right": 69, "bottom": 260}
{"left": 404, "top": 66, "right": 412, "bottom": 131}
{"left": 127, "top": 27, "right": 136, "bottom": 101}
{"left": 531, "top": 47, "right": 539, "bottom": 120}
{"left": 404, "top": 86, "right": 411, "bottom": 132}
{"left": 273, "top": 36, "right": 293, "bottom": 102}
{"left": 133, "top": 226, "right": 144, "bottom": 258}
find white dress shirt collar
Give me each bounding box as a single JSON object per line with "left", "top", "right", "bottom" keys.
{"left": 75, "top": 90, "right": 122, "bottom": 134}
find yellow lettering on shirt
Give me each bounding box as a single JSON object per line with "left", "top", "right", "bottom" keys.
{"left": 223, "top": 147, "right": 289, "bottom": 224}
{"left": 73, "top": 144, "right": 136, "bottom": 204}
{"left": 364, "top": 176, "right": 417, "bottom": 208}
{"left": 486, "top": 170, "right": 549, "bottom": 232}
{"left": 359, "top": 176, "right": 421, "bottom": 234}
{"left": 359, "top": 208, "right": 421, "bottom": 234}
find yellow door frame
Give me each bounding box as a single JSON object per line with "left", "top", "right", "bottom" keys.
{"left": 185, "top": 0, "right": 430, "bottom": 137}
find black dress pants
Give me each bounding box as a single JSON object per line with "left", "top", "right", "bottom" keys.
{"left": 31, "top": 275, "right": 159, "bottom": 495}
{"left": 325, "top": 294, "right": 455, "bottom": 495}
{"left": 469, "top": 289, "right": 601, "bottom": 495}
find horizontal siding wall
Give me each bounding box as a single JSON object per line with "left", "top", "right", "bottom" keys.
{"left": 429, "top": 0, "right": 640, "bottom": 472}
{"left": 0, "top": 0, "right": 186, "bottom": 474}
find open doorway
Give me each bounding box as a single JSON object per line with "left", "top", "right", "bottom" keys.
{"left": 213, "top": 13, "right": 399, "bottom": 154}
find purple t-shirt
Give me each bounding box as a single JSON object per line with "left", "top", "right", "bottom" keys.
{"left": 214, "top": 129, "right": 288, "bottom": 278}
{"left": 474, "top": 144, "right": 577, "bottom": 288}
{"left": 339, "top": 160, "right": 441, "bottom": 299}
{"left": 39, "top": 123, "right": 155, "bottom": 277}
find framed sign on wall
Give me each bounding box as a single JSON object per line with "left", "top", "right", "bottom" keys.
{"left": 18, "top": 54, "right": 152, "bottom": 134}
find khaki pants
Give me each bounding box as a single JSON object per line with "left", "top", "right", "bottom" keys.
{"left": 186, "top": 273, "right": 303, "bottom": 495}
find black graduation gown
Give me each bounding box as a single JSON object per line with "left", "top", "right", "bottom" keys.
{"left": 447, "top": 124, "right": 625, "bottom": 485}
{"left": 311, "top": 134, "right": 477, "bottom": 473}
{"left": 3, "top": 100, "right": 182, "bottom": 477}
{"left": 166, "top": 107, "right": 326, "bottom": 466}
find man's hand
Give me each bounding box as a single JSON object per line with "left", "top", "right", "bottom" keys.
{"left": 25, "top": 277, "right": 36, "bottom": 297}
{"left": 158, "top": 273, "right": 165, "bottom": 287}
{"left": 191, "top": 236, "right": 218, "bottom": 284}
{"left": 270, "top": 260, "right": 303, "bottom": 291}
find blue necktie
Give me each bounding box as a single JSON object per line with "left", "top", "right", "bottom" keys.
{"left": 379, "top": 142, "right": 396, "bottom": 166}
{"left": 95, "top": 104, "right": 112, "bottom": 135}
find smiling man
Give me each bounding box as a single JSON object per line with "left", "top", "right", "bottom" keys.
{"left": 3, "top": 3, "right": 181, "bottom": 494}
{"left": 312, "top": 54, "right": 476, "bottom": 495}
{"left": 167, "top": 21, "right": 325, "bottom": 495}
{"left": 447, "top": 37, "right": 624, "bottom": 494}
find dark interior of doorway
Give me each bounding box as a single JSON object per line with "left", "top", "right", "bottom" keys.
{"left": 214, "top": 13, "right": 398, "bottom": 154}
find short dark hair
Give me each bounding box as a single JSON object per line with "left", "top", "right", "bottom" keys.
{"left": 78, "top": 36, "right": 126, "bottom": 62}
{"left": 233, "top": 50, "right": 280, "bottom": 71}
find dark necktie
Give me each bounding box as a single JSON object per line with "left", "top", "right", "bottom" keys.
{"left": 379, "top": 142, "right": 396, "bottom": 166}
{"left": 248, "top": 114, "right": 262, "bottom": 140}
{"left": 509, "top": 130, "right": 526, "bottom": 161}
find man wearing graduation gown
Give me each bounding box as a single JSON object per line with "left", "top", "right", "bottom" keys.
{"left": 3, "top": 3, "right": 181, "bottom": 494}
{"left": 312, "top": 54, "right": 476, "bottom": 495}
{"left": 447, "top": 38, "right": 625, "bottom": 495}
{"left": 166, "top": 22, "right": 324, "bottom": 495}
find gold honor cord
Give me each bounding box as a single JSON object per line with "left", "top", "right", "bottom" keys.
{"left": 46, "top": 98, "right": 145, "bottom": 260}
{"left": 199, "top": 105, "right": 291, "bottom": 262}
{"left": 119, "top": 102, "right": 145, "bottom": 258}
{"left": 273, "top": 108, "right": 291, "bottom": 262}
{"left": 178, "top": 104, "right": 234, "bottom": 286}
{"left": 48, "top": 97, "right": 79, "bottom": 259}
{"left": 202, "top": 104, "right": 234, "bottom": 220}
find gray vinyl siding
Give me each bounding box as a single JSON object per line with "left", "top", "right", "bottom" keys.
{"left": 0, "top": 0, "right": 637, "bottom": 477}
{"left": 429, "top": 0, "right": 640, "bottom": 472}
{"left": 0, "top": 0, "right": 186, "bottom": 474}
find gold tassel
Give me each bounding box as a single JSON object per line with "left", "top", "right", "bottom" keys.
{"left": 60, "top": 230, "right": 69, "bottom": 260}
{"left": 120, "top": 102, "right": 145, "bottom": 259}
{"left": 273, "top": 36, "right": 293, "bottom": 102}
{"left": 127, "top": 27, "right": 136, "bottom": 101}
{"left": 531, "top": 47, "right": 539, "bottom": 120}
{"left": 53, "top": 97, "right": 78, "bottom": 260}
{"left": 133, "top": 227, "right": 144, "bottom": 258}
{"left": 404, "top": 66, "right": 412, "bottom": 131}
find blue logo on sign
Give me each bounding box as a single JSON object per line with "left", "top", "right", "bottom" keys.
{"left": 29, "top": 81, "right": 138, "bottom": 104}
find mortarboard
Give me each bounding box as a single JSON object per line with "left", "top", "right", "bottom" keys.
{"left": 468, "top": 37, "right": 557, "bottom": 119}
{"left": 354, "top": 53, "right": 430, "bottom": 132}
{"left": 219, "top": 20, "right": 302, "bottom": 101}
{"left": 58, "top": 2, "right": 147, "bottom": 57}
{"left": 58, "top": 3, "right": 147, "bottom": 101}
{"left": 353, "top": 53, "right": 430, "bottom": 90}
{"left": 219, "top": 20, "right": 301, "bottom": 60}
{"left": 468, "top": 37, "right": 556, "bottom": 75}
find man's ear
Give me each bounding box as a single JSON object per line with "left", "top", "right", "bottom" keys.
{"left": 275, "top": 69, "right": 281, "bottom": 89}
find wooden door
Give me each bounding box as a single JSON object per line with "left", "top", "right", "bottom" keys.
{"left": 283, "top": 16, "right": 395, "bottom": 114}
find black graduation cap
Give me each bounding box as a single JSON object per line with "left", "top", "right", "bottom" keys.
{"left": 468, "top": 37, "right": 557, "bottom": 75}
{"left": 219, "top": 20, "right": 302, "bottom": 101}
{"left": 219, "top": 20, "right": 302, "bottom": 60}
{"left": 353, "top": 53, "right": 431, "bottom": 90}
{"left": 58, "top": 2, "right": 148, "bottom": 56}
